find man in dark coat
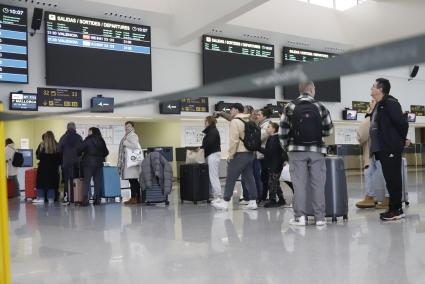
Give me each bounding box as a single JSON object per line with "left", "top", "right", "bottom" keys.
{"left": 369, "top": 78, "right": 409, "bottom": 221}
{"left": 58, "top": 122, "right": 83, "bottom": 205}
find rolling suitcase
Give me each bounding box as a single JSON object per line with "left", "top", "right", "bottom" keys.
{"left": 145, "top": 184, "right": 170, "bottom": 205}
{"left": 374, "top": 157, "right": 409, "bottom": 206}
{"left": 306, "top": 156, "right": 348, "bottom": 222}
{"left": 101, "top": 166, "right": 121, "bottom": 202}
{"left": 25, "top": 168, "right": 37, "bottom": 201}
{"left": 180, "top": 163, "right": 210, "bottom": 204}
{"left": 73, "top": 178, "right": 85, "bottom": 204}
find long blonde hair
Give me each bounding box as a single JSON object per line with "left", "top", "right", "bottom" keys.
{"left": 44, "top": 131, "right": 58, "bottom": 154}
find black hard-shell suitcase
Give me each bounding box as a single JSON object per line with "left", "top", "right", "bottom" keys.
{"left": 145, "top": 184, "right": 169, "bottom": 206}
{"left": 180, "top": 164, "right": 210, "bottom": 204}
{"left": 306, "top": 156, "right": 348, "bottom": 222}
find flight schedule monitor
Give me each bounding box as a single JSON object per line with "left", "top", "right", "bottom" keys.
{"left": 203, "top": 35, "right": 275, "bottom": 98}
{"left": 0, "top": 4, "right": 28, "bottom": 83}
{"left": 45, "top": 12, "right": 151, "bottom": 91}
{"left": 282, "top": 47, "right": 341, "bottom": 102}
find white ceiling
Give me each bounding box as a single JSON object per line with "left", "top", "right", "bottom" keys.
{"left": 4, "top": 0, "right": 425, "bottom": 51}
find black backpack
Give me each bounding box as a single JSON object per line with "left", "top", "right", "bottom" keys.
{"left": 237, "top": 118, "right": 261, "bottom": 151}
{"left": 290, "top": 100, "right": 323, "bottom": 146}
{"left": 12, "top": 152, "right": 24, "bottom": 167}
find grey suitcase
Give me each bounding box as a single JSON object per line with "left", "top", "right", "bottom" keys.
{"left": 145, "top": 184, "right": 169, "bottom": 205}
{"left": 374, "top": 157, "right": 409, "bottom": 205}
{"left": 306, "top": 156, "right": 348, "bottom": 222}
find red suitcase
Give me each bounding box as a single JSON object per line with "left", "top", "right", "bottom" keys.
{"left": 7, "top": 178, "right": 18, "bottom": 198}
{"left": 25, "top": 168, "right": 37, "bottom": 201}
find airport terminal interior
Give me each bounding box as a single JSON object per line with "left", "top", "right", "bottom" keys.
{"left": 1, "top": 0, "right": 425, "bottom": 283}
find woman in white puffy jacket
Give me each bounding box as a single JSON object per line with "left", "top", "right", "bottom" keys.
{"left": 118, "top": 121, "right": 142, "bottom": 205}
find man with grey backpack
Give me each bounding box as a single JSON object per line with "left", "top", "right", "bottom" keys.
{"left": 279, "top": 81, "right": 334, "bottom": 227}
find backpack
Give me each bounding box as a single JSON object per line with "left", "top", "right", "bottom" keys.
{"left": 237, "top": 118, "right": 261, "bottom": 151}
{"left": 290, "top": 100, "right": 323, "bottom": 146}
{"left": 12, "top": 151, "right": 24, "bottom": 167}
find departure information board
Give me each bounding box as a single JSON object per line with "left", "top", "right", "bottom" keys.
{"left": 282, "top": 47, "right": 341, "bottom": 102}
{"left": 45, "top": 12, "right": 152, "bottom": 90}
{"left": 203, "top": 35, "right": 275, "bottom": 99}
{"left": 283, "top": 47, "right": 335, "bottom": 63}
{"left": 180, "top": 97, "right": 209, "bottom": 112}
{"left": 411, "top": 105, "right": 425, "bottom": 116}
{"left": 352, "top": 101, "right": 369, "bottom": 114}
{"left": 0, "top": 4, "right": 28, "bottom": 83}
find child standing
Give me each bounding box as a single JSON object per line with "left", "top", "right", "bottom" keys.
{"left": 259, "top": 122, "right": 288, "bottom": 208}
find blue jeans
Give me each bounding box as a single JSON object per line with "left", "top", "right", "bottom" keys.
{"left": 37, "top": 188, "right": 56, "bottom": 200}
{"left": 241, "top": 158, "right": 262, "bottom": 201}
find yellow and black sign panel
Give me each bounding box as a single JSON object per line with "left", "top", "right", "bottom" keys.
{"left": 410, "top": 105, "right": 425, "bottom": 116}
{"left": 180, "top": 97, "right": 209, "bottom": 113}
{"left": 352, "top": 101, "right": 369, "bottom": 114}
{"left": 37, "top": 87, "right": 82, "bottom": 108}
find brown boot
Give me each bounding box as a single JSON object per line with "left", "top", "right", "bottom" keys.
{"left": 375, "top": 197, "right": 390, "bottom": 210}
{"left": 356, "top": 195, "right": 376, "bottom": 208}
{"left": 124, "top": 197, "right": 138, "bottom": 205}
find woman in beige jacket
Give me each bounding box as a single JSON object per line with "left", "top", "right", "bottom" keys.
{"left": 356, "top": 100, "right": 390, "bottom": 209}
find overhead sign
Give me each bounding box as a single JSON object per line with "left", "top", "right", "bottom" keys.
{"left": 180, "top": 97, "right": 209, "bottom": 112}
{"left": 352, "top": 101, "right": 369, "bottom": 114}
{"left": 159, "top": 100, "right": 181, "bottom": 114}
{"left": 265, "top": 104, "right": 284, "bottom": 118}
{"left": 91, "top": 96, "right": 114, "bottom": 113}
{"left": 410, "top": 105, "right": 425, "bottom": 116}
{"left": 214, "top": 101, "right": 234, "bottom": 113}
{"left": 9, "top": 93, "right": 38, "bottom": 111}
{"left": 37, "top": 87, "right": 82, "bottom": 108}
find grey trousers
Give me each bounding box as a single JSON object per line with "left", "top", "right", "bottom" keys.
{"left": 289, "top": 152, "right": 326, "bottom": 220}
{"left": 223, "top": 152, "right": 257, "bottom": 202}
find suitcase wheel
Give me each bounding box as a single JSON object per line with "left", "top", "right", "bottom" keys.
{"left": 207, "top": 200, "right": 211, "bottom": 204}
{"left": 165, "top": 200, "right": 170, "bottom": 206}
{"left": 332, "top": 217, "right": 338, "bottom": 223}
{"left": 343, "top": 215, "right": 348, "bottom": 222}
{"left": 193, "top": 201, "right": 198, "bottom": 205}
{"left": 405, "top": 201, "right": 410, "bottom": 207}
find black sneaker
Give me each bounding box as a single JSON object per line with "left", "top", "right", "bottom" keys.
{"left": 277, "top": 198, "right": 287, "bottom": 207}
{"left": 380, "top": 209, "right": 405, "bottom": 221}
{"left": 264, "top": 199, "right": 279, "bottom": 208}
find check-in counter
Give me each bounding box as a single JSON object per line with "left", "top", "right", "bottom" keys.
{"left": 403, "top": 144, "right": 417, "bottom": 166}
{"left": 328, "top": 144, "right": 363, "bottom": 170}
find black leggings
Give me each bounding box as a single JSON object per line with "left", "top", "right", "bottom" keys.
{"left": 129, "top": 179, "right": 141, "bottom": 199}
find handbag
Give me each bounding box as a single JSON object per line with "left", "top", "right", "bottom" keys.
{"left": 185, "top": 149, "right": 206, "bottom": 164}
{"left": 126, "top": 148, "right": 144, "bottom": 168}
{"left": 280, "top": 163, "right": 291, "bottom": 182}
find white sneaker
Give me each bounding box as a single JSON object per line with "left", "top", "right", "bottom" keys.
{"left": 32, "top": 198, "right": 45, "bottom": 204}
{"left": 212, "top": 200, "right": 229, "bottom": 211}
{"left": 316, "top": 220, "right": 327, "bottom": 227}
{"left": 242, "top": 200, "right": 257, "bottom": 210}
{"left": 239, "top": 200, "right": 250, "bottom": 206}
{"left": 289, "top": 216, "right": 306, "bottom": 226}
{"left": 211, "top": 198, "right": 223, "bottom": 204}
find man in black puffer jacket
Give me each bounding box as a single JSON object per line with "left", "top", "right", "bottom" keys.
{"left": 369, "top": 78, "right": 408, "bottom": 221}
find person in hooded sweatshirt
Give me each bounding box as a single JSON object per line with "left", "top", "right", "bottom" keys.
{"left": 78, "top": 127, "right": 109, "bottom": 206}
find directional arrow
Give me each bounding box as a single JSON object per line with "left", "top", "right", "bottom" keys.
{"left": 98, "top": 102, "right": 110, "bottom": 107}
{"left": 167, "top": 104, "right": 176, "bottom": 109}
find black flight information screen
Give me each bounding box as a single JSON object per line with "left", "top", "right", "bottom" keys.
{"left": 0, "top": 4, "right": 28, "bottom": 84}
{"left": 282, "top": 47, "right": 341, "bottom": 102}
{"left": 45, "top": 12, "right": 151, "bottom": 91}
{"left": 203, "top": 35, "right": 275, "bottom": 99}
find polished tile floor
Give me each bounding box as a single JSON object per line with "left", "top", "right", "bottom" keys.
{"left": 7, "top": 170, "right": 425, "bottom": 284}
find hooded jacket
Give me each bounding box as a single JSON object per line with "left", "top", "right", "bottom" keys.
{"left": 373, "top": 95, "right": 408, "bottom": 154}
